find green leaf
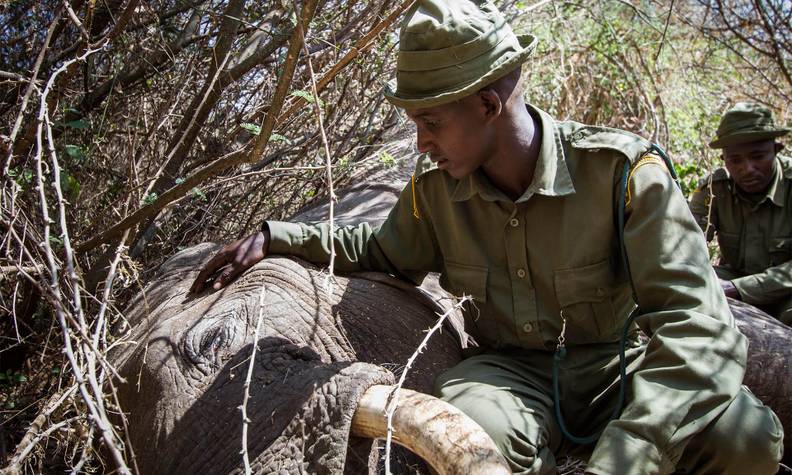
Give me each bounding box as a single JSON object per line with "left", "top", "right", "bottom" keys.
{"left": 63, "top": 119, "right": 90, "bottom": 130}
{"left": 290, "top": 90, "right": 325, "bottom": 108}
{"left": 64, "top": 144, "right": 86, "bottom": 160}
{"left": 15, "top": 374, "right": 27, "bottom": 382}
{"left": 51, "top": 366, "right": 61, "bottom": 375}
{"left": 190, "top": 187, "right": 207, "bottom": 201}
{"left": 8, "top": 167, "right": 32, "bottom": 188}
{"left": 142, "top": 192, "right": 158, "bottom": 206}
{"left": 175, "top": 177, "right": 185, "bottom": 185}
{"left": 60, "top": 171, "right": 81, "bottom": 199}
{"left": 241, "top": 123, "right": 261, "bottom": 135}
{"left": 49, "top": 235, "right": 63, "bottom": 247}
{"left": 379, "top": 151, "right": 395, "bottom": 167}
{"left": 268, "top": 133, "right": 291, "bottom": 145}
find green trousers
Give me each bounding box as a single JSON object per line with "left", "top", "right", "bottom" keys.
{"left": 434, "top": 343, "right": 783, "bottom": 474}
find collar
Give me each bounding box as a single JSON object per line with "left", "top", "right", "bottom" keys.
{"left": 450, "top": 104, "right": 575, "bottom": 202}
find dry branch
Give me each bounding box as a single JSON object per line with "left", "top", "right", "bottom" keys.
{"left": 29, "top": 43, "right": 131, "bottom": 475}
{"left": 3, "top": 4, "right": 64, "bottom": 176}
{"left": 383, "top": 296, "right": 471, "bottom": 473}
{"left": 276, "top": 0, "right": 416, "bottom": 125}
{"left": 240, "top": 282, "right": 267, "bottom": 474}
{"left": 74, "top": 0, "right": 326, "bottom": 252}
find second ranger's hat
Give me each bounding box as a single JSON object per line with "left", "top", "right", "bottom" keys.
{"left": 709, "top": 102, "right": 790, "bottom": 149}
{"left": 384, "top": 0, "right": 537, "bottom": 109}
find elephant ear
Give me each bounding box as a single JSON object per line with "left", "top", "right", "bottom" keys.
{"left": 230, "top": 361, "right": 394, "bottom": 475}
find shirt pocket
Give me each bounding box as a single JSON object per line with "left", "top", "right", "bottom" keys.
{"left": 553, "top": 259, "right": 618, "bottom": 344}
{"left": 439, "top": 261, "right": 496, "bottom": 344}
{"left": 439, "top": 260, "right": 488, "bottom": 302}
{"left": 769, "top": 237, "right": 792, "bottom": 267}
{"left": 716, "top": 231, "right": 741, "bottom": 267}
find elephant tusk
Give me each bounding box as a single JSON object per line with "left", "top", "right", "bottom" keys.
{"left": 351, "top": 384, "right": 511, "bottom": 475}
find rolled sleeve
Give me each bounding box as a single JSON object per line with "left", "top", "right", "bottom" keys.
{"left": 732, "top": 261, "right": 792, "bottom": 305}
{"left": 267, "top": 220, "right": 308, "bottom": 254}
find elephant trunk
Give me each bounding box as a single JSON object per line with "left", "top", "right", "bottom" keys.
{"left": 351, "top": 384, "right": 511, "bottom": 475}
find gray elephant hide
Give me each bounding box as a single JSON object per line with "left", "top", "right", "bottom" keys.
{"left": 113, "top": 158, "right": 466, "bottom": 474}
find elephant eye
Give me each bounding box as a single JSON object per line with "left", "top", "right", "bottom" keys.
{"left": 182, "top": 309, "right": 243, "bottom": 374}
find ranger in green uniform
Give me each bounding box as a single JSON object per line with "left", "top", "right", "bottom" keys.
{"left": 192, "top": 2, "right": 783, "bottom": 473}
{"left": 690, "top": 103, "right": 792, "bottom": 326}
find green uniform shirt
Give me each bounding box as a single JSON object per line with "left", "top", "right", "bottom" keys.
{"left": 689, "top": 155, "right": 792, "bottom": 311}
{"left": 267, "top": 105, "right": 746, "bottom": 473}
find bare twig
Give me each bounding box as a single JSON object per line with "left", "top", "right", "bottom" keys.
{"left": 240, "top": 281, "right": 267, "bottom": 474}
{"left": 655, "top": 0, "right": 675, "bottom": 63}
{"left": 5, "top": 417, "right": 80, "bottom": 472}
{"left": 5, "top": 386, "right": 78, "bottom": 471}
{"left": 0, "top": 265, "right": 39, "bottom": 279}
{"left": 522, "top": 0, "right": 553, "bottom": 13}
{"left": 384, "top": 296, "right": 472, "bottom": 473}
{"left": 76, "top": 0, "right": 322, "bottom": 252}
{"left": 3, "top": 4, "right": 64, "bottom": 176}
{"left": 277, "top": 0, "right": 416, "bottom": 125}
{"left": 32, "top": 42, "right": 131, "bottom": 474}
{"left": 63, "top": 0, "right": 91, "bottom": 41}
{"left": 294, "top": 1, "right": 337, "bottom": 295}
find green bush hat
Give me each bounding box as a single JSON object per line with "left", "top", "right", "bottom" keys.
{"left": 709, "top": 102, "right": 790, "bottom": 149}
{"left": 384, "top": 0, "right": 537, "bottom": 109}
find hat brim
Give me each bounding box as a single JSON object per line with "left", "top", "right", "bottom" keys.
{"left": 709, "top": 128, "right": 790, "bottom": 149}
{"left": 384, "top": 34, "right": 537, "bottom": 110}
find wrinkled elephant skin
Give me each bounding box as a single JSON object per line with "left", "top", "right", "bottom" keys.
{"left": 112, "top": 245, "right": 463, "bottom": 474}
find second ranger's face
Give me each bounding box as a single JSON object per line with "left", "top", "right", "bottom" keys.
{"left": 722, "top": 140, "right": 779, "bottom": 194}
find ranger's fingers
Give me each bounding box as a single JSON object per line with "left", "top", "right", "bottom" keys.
{"left": 190, "top": 250, "right": 231, "bottom": 293}
{"left": 212, "top": 263, "right": 245, "bottom": 290}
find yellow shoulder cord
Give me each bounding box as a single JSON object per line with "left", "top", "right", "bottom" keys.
{"left": 411, "top": 173, "right": 420, "bottom": 220}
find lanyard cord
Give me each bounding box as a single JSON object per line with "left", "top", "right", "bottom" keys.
{"left": 551, "top": 143, "right": 678, "bottom": 445}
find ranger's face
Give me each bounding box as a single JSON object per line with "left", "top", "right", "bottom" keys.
{"left": 722, "top": 140, "right": 779, "bottom": 194}
{"left": 406, "top": 97, "right": 494, "bottom": 180}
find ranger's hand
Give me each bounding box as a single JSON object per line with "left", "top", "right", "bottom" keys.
{"left": 190, "top": 230, "right": 269, "bottom": 293}
{"left": 719, "top": 279, "right": 741, "bottom": 300}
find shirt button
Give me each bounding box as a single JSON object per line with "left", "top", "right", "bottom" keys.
{"left": 596, "top": 287, "right": 605, "bottom": 297}
{"left": 509, "top": 218, "right": 519, "bottom": 227}
{"left": 522, "top": 322, "right": 534, "bottom": 333}
{"left": 516, "top": 268, "right": 526, "bottom": 278}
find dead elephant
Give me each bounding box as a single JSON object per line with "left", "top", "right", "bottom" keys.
{"left": 113, "top": 172, "right": 791, "bottom": 473}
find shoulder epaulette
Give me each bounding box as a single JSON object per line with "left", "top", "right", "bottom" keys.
{"left": 692, "top": 167, "right": 728, "bottom": 193}
{"left": 566, "top": 125, "right": 652, "bottom": 162}
{"left": 777, "top": 154, "right": 792, "bottom": 179}
{"left": 710, "top": 167, "right": 730, "bottom": 182}
{"left": 624, "top": 152, "right": 671, "bottom": 207}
